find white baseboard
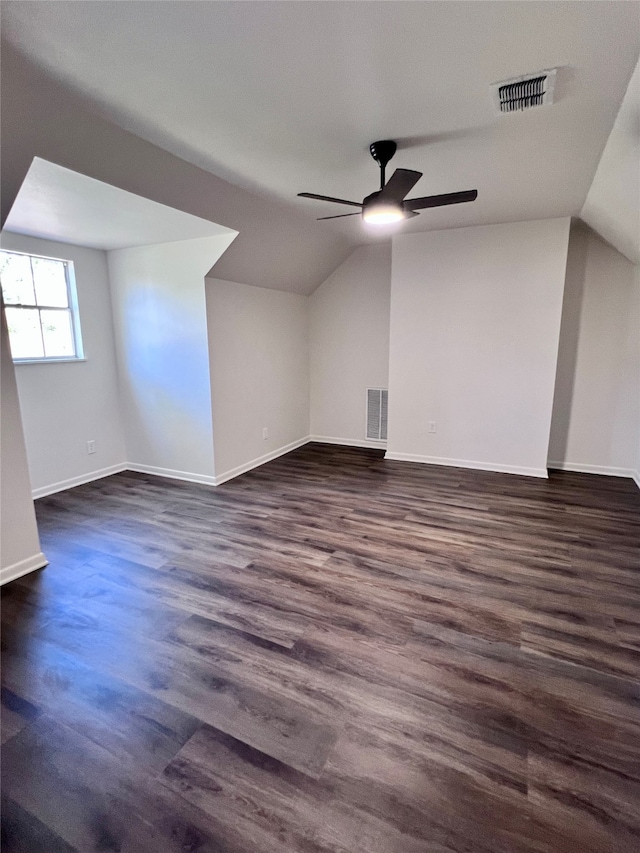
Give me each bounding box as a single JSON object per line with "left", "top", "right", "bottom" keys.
{"left": 213, "top": 437, "right": 310, "bottom": 486}
{"left": 548, "top": 461, "right": 636, "bottom": 478}
{"left": 39, "top": 449, "right": 638, "bottom": 503}
{"left": 384, "top": 451, "right": 548, "bottom": 479}
{"left": 28, "top": 440, "right": 310, "bottom": 498}
{"left": 309, "top": 435, "right": 387, "bottom": 450}
{"left": 0, "top": 551, "right": 48, "bottom": 586}
{"left": 125, "top": 463, "right": 217, "bottom": 487}
{"left": 32, "top": 463, "right": 128, "bottom": 499}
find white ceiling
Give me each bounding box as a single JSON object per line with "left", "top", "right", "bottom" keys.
{"left": 3, "top": 158, "right": 235, "bottom": 251}
{"left": 1, "top": 1, "right": 639, "bottom": 240}
{"left": 580, "top": 59, "right": 640, "bottom": 263}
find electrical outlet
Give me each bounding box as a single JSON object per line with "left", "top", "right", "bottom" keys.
{"left": 428, "top": 421, "right": 437, "bottom": 434}
{"left": 87, "top": 440, "right": 96, "bottom": 454}
{"left": 262, "top": 427, "right": 269, "bottom": 440}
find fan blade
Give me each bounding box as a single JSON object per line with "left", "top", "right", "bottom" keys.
{"left": 378, "top": 169, "right": 422, "bottom": 202}
{"left": 298, "top": 192, "right": 362, "bottom": 208}
{"left": 317, "top": 212, "right": 361, "bottom": 220}
{"left": 405, "top": 189, "right": 478, "bottom": 210}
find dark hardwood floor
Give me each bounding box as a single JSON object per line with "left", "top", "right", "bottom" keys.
{"left": 2, "top": 443, "right": 639, "bottom": 852}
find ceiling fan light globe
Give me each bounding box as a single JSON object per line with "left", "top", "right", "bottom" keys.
{"left": 362, "top": 203, "right": 405, "bottom": 225}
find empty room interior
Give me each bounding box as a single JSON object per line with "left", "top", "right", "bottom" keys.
{"left": 1, "top": 2, "right": 639, "bottom": 852}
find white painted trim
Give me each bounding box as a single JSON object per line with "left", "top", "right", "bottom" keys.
{"left": 548, "top": 461, "right": 636, "bottom": 478}
{"left": 29, "top": 442, "right": 314, "bottom": 499}
{"left": 32, "top": 463, "right": 128, "bottom": 499}
{"left": 632, "top": 470, "right": 640, "bottom": 490}
{"left": 384, "top": 451, "right": 548, "bottom": 479}
{"left": 15, "top": 357, "right": 87, "bottom": 365}
{"left": 309, "top": 435, "right": 387, "bottom": 450}
{"left": 1, "top": 551, "right": 48, "bottom": 586}
{"left": 125, "top": 463, "right": 217, "bottom": 487}
{"left": 213, "top": 437, "right": 310, "bottom": 486}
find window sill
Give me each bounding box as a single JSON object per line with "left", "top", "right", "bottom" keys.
{"left": 13, "top": 357, "right": 87, "bottom": 365}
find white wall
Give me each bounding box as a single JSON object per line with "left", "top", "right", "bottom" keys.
{"left": 1, "top": 232, "right": 126, "bottom": 496}
{"left": 549, "top": 221, "right": 640, "bottom": 478}
{"left": 108, "top": 236, "right": 234, "bottom": 484}
{"left": 206, "top": 278, "right": 309, "bottom": 483}
{"left": 1, "top": 306, "right": 46, "bottom": 584}
{"left": 310, "top": 244, "right": 391, "bottom": 446}
{"left": 387, "top": 219, "right": 571, "bottom": 477}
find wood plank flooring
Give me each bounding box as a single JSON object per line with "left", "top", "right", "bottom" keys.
{"left": 2, "top": 443, "right": 639, "bottom": 852}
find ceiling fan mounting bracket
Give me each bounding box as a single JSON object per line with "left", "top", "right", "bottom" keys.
{"left": 369, "top": 140, "right": 397, "bottom": 168}
{"left": 369, "top": 140, "right": 397, "bottom": 188}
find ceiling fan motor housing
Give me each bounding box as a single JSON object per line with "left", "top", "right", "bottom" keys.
{"left": 298, "top": 139, "right": 477, "bottom": 221}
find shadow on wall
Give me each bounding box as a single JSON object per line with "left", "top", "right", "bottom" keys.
{"left": 547, "top": 218, "right": 589, "bottom": 465}
{"left": 548, "top": 217, "right": 639, "bottom": 474}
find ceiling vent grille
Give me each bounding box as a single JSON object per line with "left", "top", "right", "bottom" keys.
{"left": 366, "top": 388, "right": 388, "bottom": 441}
{"left": 491, "top": 68, "right": 557, "bottom": 114}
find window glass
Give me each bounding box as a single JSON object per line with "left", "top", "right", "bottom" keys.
{"left": 4, "top": 306, "right": 45, "bottom": 359}
{"left": 32, "top": 257, "right": 69, "bottom": 307}
{"left": 41, "top": 309, "right": 75, "bottom": 357}
{"left": 0, "top": 253, "right": 36, "bottom": 305}
{"left": 0, "top": 250, "right": 82, "bottom": 361}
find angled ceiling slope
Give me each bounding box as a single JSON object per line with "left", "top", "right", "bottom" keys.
{"left": 4, "top": 157, "right": 237, "bottom": 252}
{"left": 580, "top": 59, "right": 640, "bottom": 264}
{"left": 1, "top": 0, "right": 639, "bottom": 242}
{"left": 0, "top": 43, "right": 355, "bottom": 295}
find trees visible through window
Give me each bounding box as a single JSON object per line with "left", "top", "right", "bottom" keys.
{"left": 0, "top": 250, "right": 83, "bottom": 361}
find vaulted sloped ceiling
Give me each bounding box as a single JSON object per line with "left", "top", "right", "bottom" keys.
{"left": 1, "top": 1, "right": 639, "bottom": 289}
{"left": 0, "top": 43, "right": 356, "bottom": 295}
{"left": 580, "top": 59, "right": 640, "bottom": 264}
{"left": 3, "top": 158, "right": 238, "bottom": 252}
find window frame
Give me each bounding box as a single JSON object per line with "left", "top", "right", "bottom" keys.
{"left": 0, "top": 248, "right": 85, "bottom": 364}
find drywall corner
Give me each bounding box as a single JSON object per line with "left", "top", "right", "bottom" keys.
{"left": 206, "top": 278, "right": 310, "bottom": 479}
{"left": 549, "top": 222, "right": 639, "bottom": 475}
{"left": 309, "top": 243, "right": 391, "bottom": 444}
{"left": 387, "top": 218, "right": 571, "bottom": 476}
{"left": 109, "top": 235, "right": 234, "bottom": 480}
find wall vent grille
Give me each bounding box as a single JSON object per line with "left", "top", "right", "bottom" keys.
{"left": 491, "top": 68, "right": 557, "bottom": 113}
{"left": 366, "top": 389, "right": 388, "bottom": 441}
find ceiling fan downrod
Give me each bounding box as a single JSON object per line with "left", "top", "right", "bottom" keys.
{"left": 369, "top": 140, "right": 397, "bottom": 189}
{"left": 297, "top": 139, "right": 477, "bottom": 222}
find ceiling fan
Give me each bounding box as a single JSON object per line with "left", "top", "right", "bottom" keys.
{"left": 298, "top": 140, "right": 477, "bottom": 225}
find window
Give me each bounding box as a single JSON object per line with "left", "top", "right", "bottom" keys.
{"left": 0, "top": 250, "right": 83, "bottom": 362}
